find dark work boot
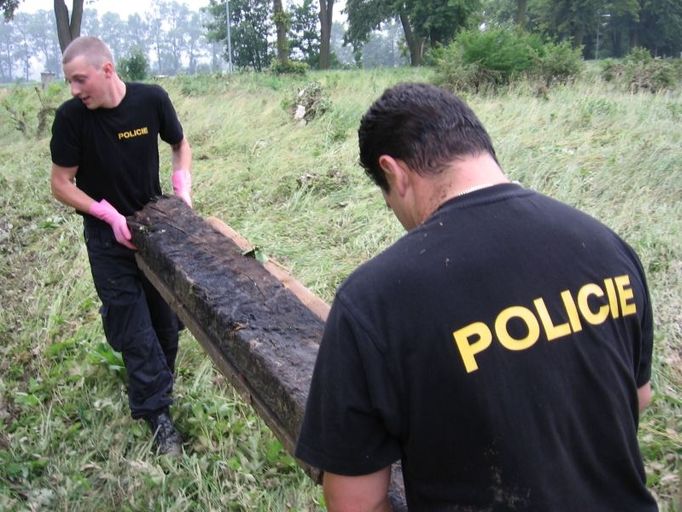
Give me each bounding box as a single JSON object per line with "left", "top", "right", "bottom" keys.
{"left": 146, "top": 410, "right": 183, "bottom": 456}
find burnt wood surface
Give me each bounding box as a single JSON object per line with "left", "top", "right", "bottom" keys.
{"left": 129, "top": 196, "right": 406, "bottom": 510}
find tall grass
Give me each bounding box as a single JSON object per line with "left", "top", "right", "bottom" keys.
{"left": 1, "top": 67, "right": 680, "bottom": 510}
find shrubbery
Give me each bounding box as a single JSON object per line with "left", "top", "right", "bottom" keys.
{"left": 270, "top": 59, "right": 308, "bottom": 75}
{"left": 600, "top": 47, "right": 681, "bottom": 93}
{"left": 1, "top": 83, "right": 65, "bottom": 139}
{"left": 433, "top": 27, "right": 583, "bottom": 92}
{"left": 118, "top": 48, "right": 149, "bottom": 82}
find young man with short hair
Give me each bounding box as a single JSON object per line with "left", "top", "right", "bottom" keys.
{"left": 50, "top": 36, "right": 192, "bottom": 455}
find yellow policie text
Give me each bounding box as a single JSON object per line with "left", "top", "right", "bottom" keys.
{"left": 117, "top": 126, "right": 149, "bottom": 140}
{"left": 453, "top": 275, "right": 638, "bottom": 373}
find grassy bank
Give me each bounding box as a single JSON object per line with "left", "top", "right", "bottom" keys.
{"left": 1, "top": 68, "right": 680, "bottom": 510}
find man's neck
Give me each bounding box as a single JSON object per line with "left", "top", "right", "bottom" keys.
{"left": 104, "top": 77, "right": 126, "bottom": 108}
{"left": 417, "top": 154, "right": 510, "bottom": 224}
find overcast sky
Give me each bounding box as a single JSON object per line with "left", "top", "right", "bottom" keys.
{"left": 18, "top": 0, "right": 345, "bottom": 20}
{"left": 18, "top": 0, "right": 211, "bottom": 17}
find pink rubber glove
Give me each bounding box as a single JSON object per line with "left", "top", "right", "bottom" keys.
{"left": 88, "top": 199, "right": 136, "bottom": 250}
{"left": 172, "top": 169, "right": 192, "bottom": 208}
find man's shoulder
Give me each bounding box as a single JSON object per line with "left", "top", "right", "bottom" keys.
{"left": 56, "top": 96, "right": 86, "bottom": 118}
{"left": 125, "top": 82, "right": 169, "bottom": 100}
{"left": 336, "top": 230, "right": 417, "bottom": 301}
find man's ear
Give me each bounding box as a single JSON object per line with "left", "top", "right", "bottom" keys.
{"left": 102, "top": 61, "right": 114, "bottom": 78}
{"left": 378, "top": 155, "right": 409, "bottom": 197}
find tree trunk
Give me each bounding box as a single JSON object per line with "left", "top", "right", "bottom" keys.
{"left": 273, "top": 0, "right": 289, "bottom": 65}
{"left": 399, "top": 12, "right": 423, "bottom": 66}
{"left": 514, "top": 0, "right": 527, "bottom": 28}
{"left": 54, "top": 0, "right": 83, "bottom": 53}
{"left": 318, "top": 0, "right": 333, "bottom": 69}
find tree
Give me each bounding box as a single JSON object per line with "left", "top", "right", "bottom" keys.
{"left": 360, "top": 19, "right": 407, "bottom": 68}
{"left": 54, "top": 0, "right": 83, "bottom": 52}
{"left": 11, "top": 12, "right": 31, "bottom": 80}
{"left": 98, "top": 12, "right": 128, "bottom": 59}
{"left": 1, "top": 0, "right": 21, "bottom": 21}
{"left": 289, "top": 0, "right": 319, "bottom": 66}
{"left": 80, "top": 8, "right": 100, "bottom": 36}
{"left": 318, "top": 0, "right": 333, "bottom": 68}
{"left": 2, "top": 0, "right": 80, "bottom": 63}
{"left": 273, "top": 0, "right": 289, "bottom": 65}
{"left": 345, "top": 0, "right": 479, "bottom": 66}
{"left": 0, "top": 17, "right": 15, "bottom": 80}
{"left": 118, "top": 47, "right": 149, "bottom": 80}
{"left": 330, "top": 20, "right": 353, "bottom": 66}
{"left": 635, "top": 0, "right": 682, "bottom": 56}
{"left": 28, "top": 10, "right": 61, "bottom": 75}
{"left": 344, "top": 0, "right": 402, "bottom": 60}
{"left": 205, "top": 0, "right": 272, "bottom": 71}
{"left": 126, "top": 14, "right": 149, "bottom": 49}
{"left": 185, "top": 11, "right": 209, "bottom": 74}
{"left": 155, "top": 1, "right": 193, "bottom": 74}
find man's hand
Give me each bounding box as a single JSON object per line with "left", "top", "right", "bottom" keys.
{"left": 88, "top": 199, "right": 136, "bottom": 249}
{"left": 172, "top": 169, "right": 192, "bottom": 208}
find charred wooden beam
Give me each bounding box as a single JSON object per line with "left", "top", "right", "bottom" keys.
{"left": 129, "top": 196, "right": 406, "bottom": 510}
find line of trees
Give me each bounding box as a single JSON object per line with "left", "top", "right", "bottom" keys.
{"left": 1, "top": 0, "right": 681, "bottom": 81}
{"left": 0, "top": 1, "right": 223, "bottom": 81}
{"left": 481, "top": 0, "right": 682, "bottom": 60}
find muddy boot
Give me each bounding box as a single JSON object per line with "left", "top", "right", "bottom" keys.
{"left": 146, "top": 410, "right": 182, "bottom": 456}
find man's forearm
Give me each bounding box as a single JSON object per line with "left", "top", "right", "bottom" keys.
{"left": 171, "top": 137, "right": 192, "bottom": 172}
{"left": 51, "top": 164, "right": 95, "bottom": 213}
{"left": 323, "top": 467, "right": 392, "bottom": 512}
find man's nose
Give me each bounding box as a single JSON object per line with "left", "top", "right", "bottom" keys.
{"left": 70, "top": 83, "right": 80, "bottom": 97}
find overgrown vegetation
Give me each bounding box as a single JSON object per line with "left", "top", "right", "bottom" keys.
{"left": 118, "top": 48, "right": 150, "bottom": 82}
{"left": 433, "top": 27, "right": 584, "bottom": 92}
{"left": 0, "top": 68, "right": 680, "bottom": 510}
{"left": 601, "top": 47, "right": 682, "bottom": 93}
{"left": 270, "top": 59, "right": 309, "bottom": 75}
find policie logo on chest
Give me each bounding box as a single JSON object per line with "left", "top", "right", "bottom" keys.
{"left": 117, "top": 126, "right": 149, "bottom": 140}
{"left": 453, "top": 274, "right": 638, "bottom": 373}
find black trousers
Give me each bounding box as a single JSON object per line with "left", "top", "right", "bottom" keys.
{"left": 84, "top": 220, "right": 179, "bottom": 419}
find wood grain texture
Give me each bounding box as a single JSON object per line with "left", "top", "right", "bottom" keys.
{"left": 129, "top": 196, "right": 406, "bottom": 509}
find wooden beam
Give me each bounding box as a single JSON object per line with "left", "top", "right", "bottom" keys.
{"left": 129, "top": 196, "right": 406, "bottom": 510}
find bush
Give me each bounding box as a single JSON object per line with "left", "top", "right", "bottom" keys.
{"left": 534, "top": 41, "right": 584, "bottom": 85}
{"left": 270, "top": 59, "right": 308, "bottom": 75}
{"left": 433, "top": 28, "right": 583, "bottom": 92}
{"left": 0, "top": 84, "right": 66, "bottom": 139}
{"left": 600, "top": 48, "right": 680, "bottom": 93}
{"left": 118, "top": 48, "right": 149, "bottom": 82}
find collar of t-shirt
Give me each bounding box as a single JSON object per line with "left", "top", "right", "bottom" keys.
{"left": 436, "top": 182, "right": 527, "bottom": 214}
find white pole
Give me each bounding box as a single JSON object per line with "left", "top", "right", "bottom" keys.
{"left": 226, "top": 0, "right": 234, "bottom": 73}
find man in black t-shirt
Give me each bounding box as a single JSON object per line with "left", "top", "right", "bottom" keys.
{"left": 50, "top": 36, "right": 193, "bottom": 455}
{"left": 295, "top": 83, "right": 657, "bottom": 510}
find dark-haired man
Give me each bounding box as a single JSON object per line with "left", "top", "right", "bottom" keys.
{"left": 296, "top": 82, "right": 657, "bottom": 510}
{"left": 50, "top": 36, "right": 192, "bottom": 455}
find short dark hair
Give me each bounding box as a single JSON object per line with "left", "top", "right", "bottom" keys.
{"left": 358, "top": 82, "right": 498, "bottom": 191}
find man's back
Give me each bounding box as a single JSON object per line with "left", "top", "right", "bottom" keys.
{"left": 298, "top": 183, "right": 657, "bottom": 510}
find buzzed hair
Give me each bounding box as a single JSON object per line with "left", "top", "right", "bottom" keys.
{"left": 62, "top": 36, "right": 114, "bottom": 68}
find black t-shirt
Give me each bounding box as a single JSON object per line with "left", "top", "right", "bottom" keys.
{"left": 296, "top": 183, "right": 657, "bottom": 511}
{"left": 50, "top": 82, "right": 183, "bottom": 220}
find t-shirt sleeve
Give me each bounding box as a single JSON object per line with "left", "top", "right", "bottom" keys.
{"left": 634, "top": 262, "right": 654, "bottom": 388}
{"left": 295, "top": 293, "right": 402, "bottom": 476}
{"left": 157, "top": 87, "right": 183, "bottom": 146}
{"left": 50, "top": 105, "right": 81, "bottom": 168}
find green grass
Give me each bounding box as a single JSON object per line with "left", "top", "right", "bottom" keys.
{"left": 1, "top": 67, "right": 680, "bottom": 510}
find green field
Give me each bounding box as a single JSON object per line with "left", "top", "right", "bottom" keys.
{"left": 1, "top": 68, "right": 680, "bottom": 510}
